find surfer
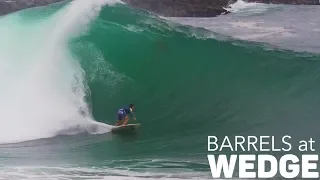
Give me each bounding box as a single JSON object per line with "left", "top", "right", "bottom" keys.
{"left": 115, "top": 104, "right": 136, "bottom": 126}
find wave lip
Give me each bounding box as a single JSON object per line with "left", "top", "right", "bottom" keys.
{"left": 0, "top": 0, "right": 121, "bottom": 145}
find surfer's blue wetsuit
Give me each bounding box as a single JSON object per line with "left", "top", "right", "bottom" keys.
{"left": 117, "top": 107, "right": 134, "bottom": 121}
{"left": 115, "top": 104, "right": 136, "bottom": 126}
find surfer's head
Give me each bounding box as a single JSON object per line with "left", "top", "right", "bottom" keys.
{"left": 129, "top": 104, "right": 135, "bottom": 111}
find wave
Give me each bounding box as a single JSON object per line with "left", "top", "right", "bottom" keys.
{"left": 0, "top": 0, "right": 121, "bottom": 144}
{"left": 2, "top": 1, "right": 320, "bottom": 179}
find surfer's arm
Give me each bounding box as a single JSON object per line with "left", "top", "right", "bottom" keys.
{"left": 130, "top": 111, "right": 136, "bottom": 120}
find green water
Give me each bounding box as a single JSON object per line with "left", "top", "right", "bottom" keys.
{"left": 1, "top": 1, "right": 320, "bottom": 179}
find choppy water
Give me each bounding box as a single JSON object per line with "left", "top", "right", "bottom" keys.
{"left": 169, "top": 0, "right": 320, "bottom": 53}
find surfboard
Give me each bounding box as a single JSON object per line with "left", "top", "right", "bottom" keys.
{"left": 111, "top": 123, "right": 141, "bottom": 133}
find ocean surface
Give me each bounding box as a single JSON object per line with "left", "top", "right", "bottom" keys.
{"left": 1, "top": 0, "right": 320, "bottom": 179}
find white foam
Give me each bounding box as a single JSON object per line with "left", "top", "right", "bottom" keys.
{"left": 0, "top": 0, "right": 122, "bottom": 144}
{"left": 168, "top": 4, "right": 320, "bottom": 53}
{"left": 0, "top": 166, "right": 214, "bottom": 180}
{"left": 224, "top": 0, "right": 263, "bottom": 13}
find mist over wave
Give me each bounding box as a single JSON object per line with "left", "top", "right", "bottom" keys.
{"left": 0, "top": 0, "right": 122, "bottom": 144}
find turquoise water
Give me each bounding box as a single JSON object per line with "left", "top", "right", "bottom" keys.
{"left": 0, "top": 0, "right": 320, "bottom": 179}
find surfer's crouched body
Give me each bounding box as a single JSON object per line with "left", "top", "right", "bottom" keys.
{"left": 115, "top": 104, "right": 136, "bottom": 126}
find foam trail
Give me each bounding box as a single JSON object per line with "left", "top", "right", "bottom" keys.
{"left": 0, "top": 0, "right": 121, "bottom": 144}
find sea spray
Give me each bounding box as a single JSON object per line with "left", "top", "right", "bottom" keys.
{"left": 0, "top": 0, "right": 122, "bottom": 144}
{"left": 224, "top": 0, "right": 263, "bottom": 13}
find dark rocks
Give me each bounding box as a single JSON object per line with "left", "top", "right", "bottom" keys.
{"left": 0, "top": 0, "right": 64, "bottom": 16}
{"left": 247, "top": 0, "right": 320, "bottom": 4}
{"left": 122, "top": 0, "right": 231, "bottom": 17}
{"left": 118, "top": 0, "right": 320, "bottom": 17}
{"left": 0, "top": 0, "right": 319, "bottom": 17}
{"left": 0, "top": 0, "right": 231, "bottom": 17}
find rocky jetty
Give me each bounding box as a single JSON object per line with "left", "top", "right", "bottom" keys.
{"left": 0, "top": 0, "right": 319, "bottom": 17}
{"left": 121, "top": 0, "right": 319, "bottom": 17}
{"left": 0, "top": 0, "right": 65, "bottom": 15}
{"left": 247, "top": 0, "right": 319, "bottom": 4}
{"left": 122, "top": 0, "right": 231, "bottom": 17}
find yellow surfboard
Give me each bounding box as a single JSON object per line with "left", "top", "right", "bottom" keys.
{"left": 111, "top": 123, "right": 141, "bottom": 133}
